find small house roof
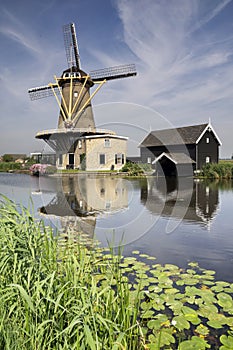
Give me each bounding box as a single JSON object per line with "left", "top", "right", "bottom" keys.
{"left": 152, "top": 152, "right": 196, "bottom": 165}
{"left": 139, "top": 123, "right": 221, "bottom": 147}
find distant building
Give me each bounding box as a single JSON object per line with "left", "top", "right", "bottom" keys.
{"left": 139, "top": 122, "right": 221, "bottom": 176}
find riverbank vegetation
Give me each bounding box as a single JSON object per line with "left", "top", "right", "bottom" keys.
{"left": 0, "top": 196, "right": 233, "bottom": 349}
{"left": 121, "top": 162, "right": 152, "bottom": 176}
{"left": 201, "top": 160, "right": 233, "bottom": 179}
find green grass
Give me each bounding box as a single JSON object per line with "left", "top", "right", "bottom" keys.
{"left": 0, "top": 196, "right": 233, "bottom": 349}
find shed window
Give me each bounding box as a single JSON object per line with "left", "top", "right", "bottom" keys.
{"left": 99, "top": 154, "right": 105, "bottom": 165}
{"left": 206, "top": 137, "right": 209, "bottom": 144}
{"left": 206, "top": 156, "right": 210, "bottom": 163}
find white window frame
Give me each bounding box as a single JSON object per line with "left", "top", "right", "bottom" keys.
{"left": 206, "top": 156, "right": 210, "bottom": 163}
{"left": 104, "top": 138, "right": 111, "bottom": 148}
{"left": 115, "top": 153, "right": 124, "bottom": 165}
{"left": 206, "top": 137, "right": 209, "bottom": 144}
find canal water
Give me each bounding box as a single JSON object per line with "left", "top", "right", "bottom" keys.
{"left": 0, "top": 172, "right": 233, "bottom": 282}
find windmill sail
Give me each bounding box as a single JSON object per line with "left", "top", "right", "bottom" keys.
{"left": 63, "top": 23, "right": 81, "bottom": 69}
{"left": 90, "top": 64, "right": 137, "bottom": 81}
{"left": 28, "top": 85, "right": 60, "bottom": 100}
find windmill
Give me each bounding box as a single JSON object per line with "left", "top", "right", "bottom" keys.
{"left": 28, "top": 23, "right": 137, "bottom": 135}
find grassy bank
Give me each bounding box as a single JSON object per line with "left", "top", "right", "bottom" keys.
{"left": 0, "top": 197, "right": 233, "bottom": 349}
{"left": 201, "top": 161, "right": 233, "bottom": 179}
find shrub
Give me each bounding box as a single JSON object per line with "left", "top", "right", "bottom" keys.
{"left": 202, "top": 162, "right": 233, "bottom": 179}
{"left": 0, "top": 162, "right": 21, "bottom": 172}
{"left": 121, "top": 161, "right": 147, "bottom": 176}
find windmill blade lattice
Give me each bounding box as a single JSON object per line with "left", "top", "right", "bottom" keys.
{"left": 28, "top": 86, "right": 60, "bottom": 100}
{"left": 90, "top": 64, "right": 137, "bottom": 81}
{"left": 63, "top": 23, "right": 81, "bottom": 69}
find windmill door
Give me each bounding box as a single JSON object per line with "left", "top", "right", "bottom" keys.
{"left": 68, "top": 153, "right": 74, "bottom": 169}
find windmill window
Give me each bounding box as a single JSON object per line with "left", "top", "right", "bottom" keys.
{"left": 104, "top": 139, "right": 110, "bottom": 147}
{"left": 206, "top": 156, "right": 210, "bottom": 163}
{"left": 99, "top": 154, "right": 105, "bottom": 165}
{"left": 74, "top": 91, "right": 78, "bottom": 98}
{"left": 206, "top": 137, "right": 209, "bottom": 143}
{"left": 115, "top": 153, "right": 124, "bottom": 165}
{"left": 78, "top": 140, "right": 82, "bottom": 148}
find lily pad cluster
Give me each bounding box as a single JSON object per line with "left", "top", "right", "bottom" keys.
{"left": 116, "top": 253, "right": 233, "bottom": 349}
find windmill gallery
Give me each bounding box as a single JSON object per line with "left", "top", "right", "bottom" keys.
{"left": 28, "top": 23, "right": 137, "bottom": 171}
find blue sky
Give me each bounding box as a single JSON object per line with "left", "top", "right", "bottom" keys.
{"left": 0, "top": 0, "right": 233, "bottom": 157}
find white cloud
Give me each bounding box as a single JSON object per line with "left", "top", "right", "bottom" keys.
{"left": 106, "top": 0, "right": 233, "bottom": 156}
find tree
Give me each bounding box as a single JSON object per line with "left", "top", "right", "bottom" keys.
{"left": 2, "top": 154, "right": 14, "bottom": 162}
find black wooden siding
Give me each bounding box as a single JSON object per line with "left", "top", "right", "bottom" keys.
{"left": 196, "top": 130, "right": 219, "bottom": 169}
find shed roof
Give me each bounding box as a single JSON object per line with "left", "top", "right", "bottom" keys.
{"left": 152, "top": 152, "right": 196, "bottom": 165}
{"left": 139, "top": 123, "right": 217, "bottom": 147}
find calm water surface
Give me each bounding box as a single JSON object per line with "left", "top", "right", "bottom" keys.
{"left": 0, "top": 172, "right": 233, "bottom": 282}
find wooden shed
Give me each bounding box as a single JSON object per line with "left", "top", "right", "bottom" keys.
{"left": 139, "top": 122, "right": 221, "bottom": 176}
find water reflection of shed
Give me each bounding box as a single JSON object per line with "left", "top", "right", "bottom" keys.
{"left": 141, "top": 177, "right": 219, "bottom": 226}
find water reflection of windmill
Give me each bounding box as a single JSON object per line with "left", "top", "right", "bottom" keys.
{"left": 40, "top": 176, "right": 129, "bottom": 238}
{"left": 141, "top": 177, "right": 219, "bottom": 227}
{"left": 28, "top": 23, "right": 136, "bottom": 170}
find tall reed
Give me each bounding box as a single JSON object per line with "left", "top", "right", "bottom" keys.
{"left": 0, "top": 196, "right": 142, "bottom": 349}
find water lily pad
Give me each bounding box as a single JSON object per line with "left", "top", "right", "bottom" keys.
{"left": 168, "top": 300, "right": 183, "bottom": 314}
{"left": 164, "top": 287, "right": 179, "bottom": 294}
{"left": 179, "top": 336, "right": 210, "bottom": 349}
{"left": 155, "top": 313, "right": 169, "bottom": 322}
{"left": 147, "top": 319, "right": 163, "bottom": 331}
{"left": 188, "top": 262, "right": 199, "bottom": 268}
{"left": 216, "top": 281, "right": 230, "bottom": 287}
{"left": 148, "top": 285, "right": 162, "bottom": 293}
{"left": 150, "top": 329, "right": 175, "bottom": 347}
{"left": 198, "top": 304, "right": 218, "bottom": 318}
{"left": 217, "top": 292, "right": 233, "bottom": 310}
{"left": 220, "top": 334, "right": 233, "bottom": 349}
{"left": 200, "top": 280, "right": 215, "bottom": 286}
{"left": 172, "top": 315, "right": 190, "bottom": 331}
{"left": 187, "top": 269, "right": 196, "bottom": 275}
{"left": 185, "top": 286, "right": 200, "bottom": 296}
{"left": 141, "top": 310, "right": 155, "bottom": 319}
{"left": 139, "top": 253, "right": 150, "bottom": 258}
{"left": 132, "top": 250, "right": 140, "bottom": 255}
{"left": 207, "top": 319, "right": 224, "bottom": 329}
{"left": 198, "top": 289, "right": 217, "bottom": 304}
{"left": 176, "top": 279, "right": 185, "bottom": 286}
{"left": 203, "top": 270, "right": 216, "bottom": 275}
